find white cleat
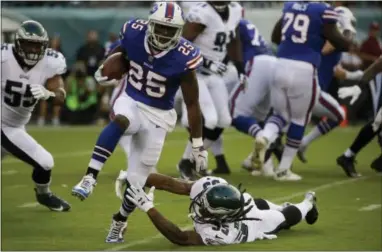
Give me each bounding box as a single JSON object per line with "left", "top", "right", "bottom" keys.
{"left": 71, "top": 174, "right": 97, "bottom": 201}
{"left": 251, "top": 137, "right": 268, "bottom": 170}
{"left": 105, "top": 217, "right": 127, "bottom": 243}
{"left": 262, "top": 158, "right": 275, "bottom": 177}
{"left": 274, "top": 169, "right": 302, "bottom": 181}
{"left": 241, "top": 154, "right": 254, "bottom": 171}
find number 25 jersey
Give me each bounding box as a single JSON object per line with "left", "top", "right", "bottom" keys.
{"left": 119, "top": 19, "right": 203, "bottom": 110}
{"left": 277, "top": 2, "right": 338, "bottom": 67}
{"left": 1, "top": 44, "right": 66, "bottom": 127}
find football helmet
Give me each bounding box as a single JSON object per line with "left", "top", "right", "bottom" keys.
{"left": 189, "top": 183, "right": 254, "bottom": 225}
{"left": 147, "top": 1, "right": 184, "bottom": 51}
{"left": 335, "top": 6, "right": 357, "bottom": 39}
{"left": 208, "top": 1, "right": 231, "bottom": 12}
{"left": 15, "top": 20, "right": 49, "bottom": 66}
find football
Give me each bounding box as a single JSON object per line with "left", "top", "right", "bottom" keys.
{"left": 101, "top": 52, "right": 129, "bottom": 80}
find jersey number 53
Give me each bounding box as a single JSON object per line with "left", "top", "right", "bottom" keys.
{"left": 281, "top": 12, "right": 310, "bottom": 43}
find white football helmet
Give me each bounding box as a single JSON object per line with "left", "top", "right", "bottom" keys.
{"left": 335, "top": 6, "right": 357, "bottom": 39}
{"left": 147, "top": 1, "right": 185, "bottom": 51}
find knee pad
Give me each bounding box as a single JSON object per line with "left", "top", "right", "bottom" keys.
{"left": 254, "top": 198, "right": 270, "bottom": 210}
{"left": 37, "top": 150, "right": 54, "bottom": 171}
{"left": 281, "top": 205, "right": 302, "bottom": 228}
{"left": 217, "top": 114, "right": 232, "bottom": 128}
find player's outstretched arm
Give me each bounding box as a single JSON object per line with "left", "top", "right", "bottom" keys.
{"left": 147, "top": 208, "right": 205, "bottom": 246}
{"left": 125, "top": 185, "right": 204, "bottom": 246}
{"left": 182, "top": 21, "right": 205, "bottom": 42}
{"left": 145, "top": 173, "right": 193, "bottom": 196}
{"left": 271, "top": 17, "right": 282, "bottom": 45}
{"left": 359, "top": 56, "right": 382, "bottom": 85}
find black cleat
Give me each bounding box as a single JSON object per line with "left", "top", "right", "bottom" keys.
{"left": 212, "top": 154, "right": 231, "bottom": 175}
{"left": 305, "top": 192, "right": 318, "bottom": 225}
{"left": 336, "top": 155, "right": 361, "bottom": 178}
{"left": 371, "top": 155, "right": 382, "bottom": 173}
{"left": 35, "top": 188, "right": 71, "bottom": 212}
{"left": 177, "top": 159, "right": 198, "bottom": 181}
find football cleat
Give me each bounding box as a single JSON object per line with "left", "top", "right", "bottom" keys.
{"left": 274, "top": 169, "right": 302, "bottom": 181}
{"left": 105, "top": 215, "right": 127, "bottom": 243}
{"left": 371, "top": 155, "right": 382, "bottom": 173}
{"left": 212, "top": 154, "right": 231, "bottom": 175}
{"left": 72, "top": 174, "right": 97, "bottom": 201}
{"left": 177, "top": 159, "right": 198, "bottom": 181}
{"left": 336, "top": 155, "right": 361, "bottom": 178}
{"left": 252, "top": 136, "right": 268, "bottom": 170}
{"left": 304, "top": 191, "right": 319, "bottom": 225}
{"left": 34, "top": 188, "right": 71, "bottom": 212}
{"left": 297, "top": 145, "right": 308, "bottom": 163}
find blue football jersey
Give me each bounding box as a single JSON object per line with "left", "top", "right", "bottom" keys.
{"left": 239, "top": 19, "right": 273, "bottom": 66}
{"left": 119, "top": 19, "right": 202, "bottom": 110}
{"left": 317, "top": 50, "right": 342, "bottom": 91}
{"left": 277, "top": 2, "right": 338, "bottom": 67}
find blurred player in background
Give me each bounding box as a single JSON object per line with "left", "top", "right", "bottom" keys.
{"left": 177, "top": 1, "right": 246, "bottom": 180}
{"left": 254, "top": 1, "right": 358, "bottom": 181}
{"left": 297, "top": 7, "right": 364, "bottom": 163}
{"left": 337, "top": 55, "right": 382, "bottom": 176}
{"left": 70, "top": 2, "right": 208, "bottom": 242}
{"left": 117, "top": 172, "right": 318, "bottom": 245}
{"left": 1, "top": 20, "right": 70, "bottom": 211}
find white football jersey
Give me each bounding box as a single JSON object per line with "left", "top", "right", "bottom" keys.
{"left": 191, "top": 178, "right": 262, "bottom": 245}
{"left": 1, "top": 44, "right": 66, "bottom": 127}
{"left": 186, "top": 2, "right": 242, "bottom": 62}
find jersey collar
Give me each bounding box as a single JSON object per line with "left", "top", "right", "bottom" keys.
{"left": 144, "top": 35, "right": 170, "bottom": 59}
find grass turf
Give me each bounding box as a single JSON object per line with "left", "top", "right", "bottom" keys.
{"left": 1, "top": 126, "right": 381, "bottom": 251}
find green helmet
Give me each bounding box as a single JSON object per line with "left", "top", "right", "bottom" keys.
{"left": 15, "top": 20, "right": 48, "bottom": 66}
{"left": 189, "top": 184, "right": 252, "bottom": 225}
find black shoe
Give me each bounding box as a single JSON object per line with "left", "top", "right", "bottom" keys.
{"left": 336, "top": 155, "right": 361, "bottom": 178}
{"left": 177, "top": 159, "right": 198, "bottom": 181}
{"left": 371, "top": 155, "right": 382, "bottom": 173}
{"left": 212, "top": 155, "right": 231, "bottom": 175}
{"left": 34, "top": 188, "right": 71, "bottom": 212}
{"left": 305, "top": 192, "right": 318, "bottom": 225}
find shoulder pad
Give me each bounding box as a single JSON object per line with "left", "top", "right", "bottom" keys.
{"left": 44, "top": 49, "right": 67, "bottom": 78}
{"left": 1, "top": 43, "right": 13, "bottom": 63}
{"left": 186, "top": 3, "right": 211, "bottom": 25}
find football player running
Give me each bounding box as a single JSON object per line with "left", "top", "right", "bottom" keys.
{"left": 253, "top": 2, "right": 359, "bottom": 181}
{"left": 71, "top": 2, "right": 208, "bottom": 242}
{"left": 336, "top": 55, "right": 382, "bottom": 176}
{"left": 298, "top": 7, "right": 364, "bottom": 163}
{"left": 115, "top": 172, "right": 318, "bottom": 245}
{"left": 177, "top": 1, "right": 246, "bottom": 180}
{"left": 1, "top": 20, "right": 70, "bottom": 211}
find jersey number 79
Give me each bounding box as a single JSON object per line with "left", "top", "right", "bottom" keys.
{"left": 281, "top": 12, "right": 310, "bottom": 44}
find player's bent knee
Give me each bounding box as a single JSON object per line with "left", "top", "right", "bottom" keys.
{"left": 113, "top": 114, "right": 130, "bottom": 131}
{"left": 217, "top": 115, "right": 232, "bottom": 128}
{"left": 281, "top": 205, "right": 302, "bottom": 228}
{"left": 37, "top": 151, "right": 54, "bottom": 170}
{"left": 204, "top": 114, "right": 218, "bottom": 130}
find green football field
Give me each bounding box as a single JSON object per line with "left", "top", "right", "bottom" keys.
{"left": 1, "top": 126, "right": 381, "bottom": 251}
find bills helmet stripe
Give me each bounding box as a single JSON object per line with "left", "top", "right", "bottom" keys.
{"left": 165, "top": 2, "right": 175, "bottom": 19}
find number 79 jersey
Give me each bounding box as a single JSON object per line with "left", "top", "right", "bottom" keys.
{"left": 277, "top": 2, "right": 338, "bottom": 67}
{"left": 120, "top": 19, "right": 203, "bottom": 110}
{"left": 1, "top": 44, "right": 67, "bottom": 127}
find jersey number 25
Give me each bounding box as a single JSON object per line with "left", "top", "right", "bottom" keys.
{"left": 128, "top": 61, "right": 166, "bottom": 98}
{"left": 281, "top": 12, "right": 310, "bottom": 43}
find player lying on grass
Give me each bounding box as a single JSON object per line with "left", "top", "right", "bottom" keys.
{"left": 113, "top": 172, "right": 318, "bottom": 245}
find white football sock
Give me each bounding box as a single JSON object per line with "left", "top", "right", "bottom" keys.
{"left": 182, "top": 141, "right": 193, "bottom": 159}
{"left": 301, "top": 126, "right": 322, "bottom": 147}
{"left": 278, "top": 146, "right": 298, "bottom": 173}
{"left": 211, "top": 137, "right": 224, "bottom": 156}
{"left": 344, "top": 148, "right": 355, "bottom": 158}
{"left": 293, "top": 200, "right": 313, "bottom": 219}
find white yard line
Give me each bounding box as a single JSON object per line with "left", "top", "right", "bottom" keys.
{"left": 1, "top": 170, "right": 19, "bottom": 175}
{"left": 359, "top": 204, "right": 381, "bottom": 211}
{"left": 18, "top": 202, "right": 40, "bottom": 208}
{"left": 107, "top": 176, "right": 369, "bottom": 251}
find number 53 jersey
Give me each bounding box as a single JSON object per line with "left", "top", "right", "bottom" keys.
{"left": 1, "top": 44, "right": 67, "bottom": 127}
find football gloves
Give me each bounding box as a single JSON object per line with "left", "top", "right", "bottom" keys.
{"left": 125, "top": 184, "right": 155, "bottom": 213}
{"left": 338, "top": 85, "right": 362, "bottom": 105}
{"left": 190, "top": 138, "right": 208, "bottom": 173}
{"left": 30, "top": 84, "right": 55, "bottom": 100}
{"left": 94, "top": 65, "right": 120, "bottom": 87}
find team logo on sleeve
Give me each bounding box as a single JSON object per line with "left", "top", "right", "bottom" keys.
{"left": 150, "top": 3, "right": 159, "bottom": 14}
